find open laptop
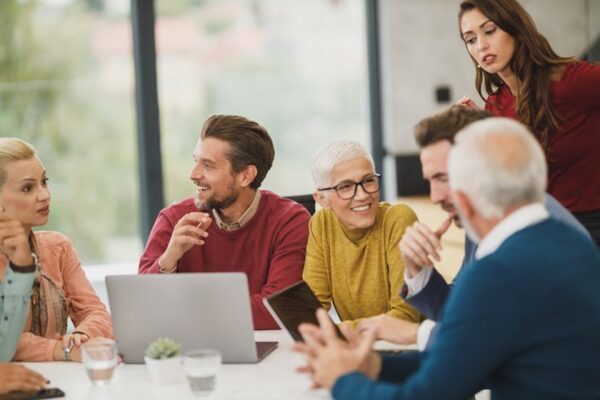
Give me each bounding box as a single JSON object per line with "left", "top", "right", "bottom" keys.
{"left": 106, "top": 273, "right": 277, "bottom": 364}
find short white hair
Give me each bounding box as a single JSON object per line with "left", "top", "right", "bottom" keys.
{"left": 448, "top": 118, "right": 547, "bottom": 219}
{"left": 311, "top": 140, "right": 375, "bottom": 189}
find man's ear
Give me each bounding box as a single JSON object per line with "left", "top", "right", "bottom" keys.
{"left": 454, "top": 190, "right": 475, "bottom": 219}
{"left": 237, "top": 165, "right": 258, "bottom": 188}
{"left": 313, "top": 191, "right": 329, "bottom": 209}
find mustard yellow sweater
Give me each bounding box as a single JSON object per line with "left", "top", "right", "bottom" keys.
{"left": 303, "top": 203, "right": 421, "bottom": 325}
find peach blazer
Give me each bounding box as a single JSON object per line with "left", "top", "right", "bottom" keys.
{"left": 0, "top": 231, "right": 113, "bottom": 361}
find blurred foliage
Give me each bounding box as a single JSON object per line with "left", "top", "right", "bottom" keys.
{"left": 0, "top": 0, "right": 139, "bottom": 263}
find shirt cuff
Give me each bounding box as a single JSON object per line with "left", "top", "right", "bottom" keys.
{"left": 404, "top": 266, "right": 433, "bottom": 298}
{"left": 416, "top": 319, "right": 436, "bottom": 351}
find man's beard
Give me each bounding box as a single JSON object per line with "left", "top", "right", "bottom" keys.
{"left": 194, "top": 187, "right": 239, "bottom": 211}
{"left": 455, "top": 203, "right": 481, "bottom": 244}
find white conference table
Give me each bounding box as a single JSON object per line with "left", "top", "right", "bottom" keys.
{"left": 23, "top": 330, "right": 489, "bottom": 400}
{"left": 23, "top": 331, "right": 335, "bottom": 400}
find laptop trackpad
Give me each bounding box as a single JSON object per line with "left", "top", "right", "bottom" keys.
{"left": 256, "top": 341, "right": 278, "bottom": 361}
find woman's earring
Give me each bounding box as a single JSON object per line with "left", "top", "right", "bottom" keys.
{"left": 477, "top": 64, "right": 482, "bottom": 69}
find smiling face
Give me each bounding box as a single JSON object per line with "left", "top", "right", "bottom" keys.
{"left": 190, "top": 137, "right": 242, "bottom": 211}
{"left": 0, "top": 157, "right": 51, "bottom": 231}
{"left": 460, "top": 7, "right": 516, "bottom": 77}
{"left": 316, "top": 157, "right": 379, "bottom": 231}
{"left": 420, "top": 140, "right": 461, "bottom": 226}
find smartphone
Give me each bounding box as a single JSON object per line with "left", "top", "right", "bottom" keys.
{"left": 263, "top": 280, "right": 346, "bottom": 341}
{"left": 0, "top": 388, "right": 65, "bottom": 400}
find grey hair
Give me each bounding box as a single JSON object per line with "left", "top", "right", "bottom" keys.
{"left": 448, "top": 118, "right": 547, "bottom": 219}
{"left": 311, "top": 140, "right": 375, "bottom": 189}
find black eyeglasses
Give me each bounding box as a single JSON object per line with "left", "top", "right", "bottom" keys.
{"left": 318, "top": 174, "right": 381, "bottom": 200}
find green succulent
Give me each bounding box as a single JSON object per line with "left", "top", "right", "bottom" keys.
{"left": 145, "top": 337, "right": 182, "bottom": 360}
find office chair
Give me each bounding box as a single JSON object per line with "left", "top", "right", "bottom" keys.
{"left": 285, "top": 194, "right": 316, "bottom": 216}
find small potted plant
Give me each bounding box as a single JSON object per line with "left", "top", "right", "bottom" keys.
{"left": 144, "top": 337, "right": 183, "bottom": 385}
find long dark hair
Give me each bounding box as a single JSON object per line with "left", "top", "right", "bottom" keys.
{"left": 458, "top": 0, "right": 573, "bottom": 149}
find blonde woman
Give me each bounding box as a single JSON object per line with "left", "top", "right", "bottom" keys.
{"left": 0, "top": 138, "right": 112, "bottom": 362}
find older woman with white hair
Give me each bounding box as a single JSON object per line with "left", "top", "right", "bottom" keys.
{"left": 294, "top": 119, "right": 600, "bottom": 400}
{"left": 303, "top": 140, "right": 421, "bottom": 328}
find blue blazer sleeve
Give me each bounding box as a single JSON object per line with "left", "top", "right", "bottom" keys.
{"left": 332, "top": 256, "right": 522, "bottom": 400}
{"left": 403, "top": 268, "right": 449, "bottom": 321}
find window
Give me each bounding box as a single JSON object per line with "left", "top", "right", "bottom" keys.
{"left": 0, "top": 0, "right": 141, "bottom": 266}
{"left": 155, "top": 0, "right": 370, "bottom": 201}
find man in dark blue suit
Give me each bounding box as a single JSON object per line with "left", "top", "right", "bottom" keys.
{"left": 295, "top": 118, "right": 600, "bottom": 399}
{"left": 356, "top": 105, "right": 590, "bottom": 349}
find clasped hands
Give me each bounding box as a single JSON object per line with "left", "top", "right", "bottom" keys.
{"left": 293, "top": 309, "right": 382, "bottom": 390}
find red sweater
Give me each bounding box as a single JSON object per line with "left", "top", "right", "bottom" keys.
{"left": 138, "top": 190, "right": 310, "bottom": 329}
{"left": 486, "top": 61, "right": 600, "bottom": 213}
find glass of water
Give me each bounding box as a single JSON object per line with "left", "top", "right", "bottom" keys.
{"left": 81, "top": 339, "right": 118, "bottom": 385}
{"left": 183, "top": 349, "right": 222, "bottom": 396}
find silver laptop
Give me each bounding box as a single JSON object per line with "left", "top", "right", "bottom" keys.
{"left": 106, "top": 273, "right": 278, "bottom": 364}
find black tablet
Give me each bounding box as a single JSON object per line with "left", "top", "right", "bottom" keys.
{"left": 263, "top": 280, "right": 345, "bottom": 341}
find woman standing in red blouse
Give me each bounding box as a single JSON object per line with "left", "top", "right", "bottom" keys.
{"left": 456, "top": 0, "right": 600, "bottom": 245}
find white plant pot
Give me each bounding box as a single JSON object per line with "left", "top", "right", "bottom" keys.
{"left": 144, "top": 356, "right": 182, "bottom": 385}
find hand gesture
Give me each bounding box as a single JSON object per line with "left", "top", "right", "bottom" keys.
{"left": 455, "top": 96, "right": 481, "bottom": 110}
{"left": 159, "top": 212, "right": 212, "bottom": 271}
{"left": 293, "top": 309, "right": 380, "bottom": 390}
{"left": 399, "top": 217, "right": 452, "bottom": 277}
{"left": 0, "top": 208, "right": 33, "bottom": 267}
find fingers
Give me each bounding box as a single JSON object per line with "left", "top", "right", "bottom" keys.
{"left": 298, "top": 322, "right": 325, "bottom": 343}
{"left": 0, "top": 222, "right": 30, "bottom": 261}
{"left": 174, "top": 223, "right": 209, "bottom": 239}
{"left": 455, "top": 96, "right": 471, "bottom": 106}
{"left": 0, "top": 364, "right": 47, "bottom": 394}
{"left": 401, "top": 222, "right": 442, "bottom": 266}
{"left": 72, "top": 333, "right": 89, "bottom": 346}
{"left": 316, "top": 309, "right": 338, "bottom": 343}
{"left": 300, "top": 325, "right": 325, "bottom": 355}
{"left": 434, "top": 216, "right": 453, "bottom": 239}
{"left": 356, "top": 328, "right": 376, "bottom": 357}
{"left": 177, "top": 212, "right": 211, "bottom": 228}
{"left": 455, "top": 96, "right": 480, "bottom": 110}
{"left": 340, "top": 322, "right": 361, "bottom": 344}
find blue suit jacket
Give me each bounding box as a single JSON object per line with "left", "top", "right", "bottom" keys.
{"left": 333, "top": 219, "right": 600, "bottom": 399}
{"left": 405, "top": 194, "right": 590, "bottom": 321}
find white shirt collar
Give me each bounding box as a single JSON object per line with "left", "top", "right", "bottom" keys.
{"left": 475, "top": 202, "right": 549, "bottom": 260}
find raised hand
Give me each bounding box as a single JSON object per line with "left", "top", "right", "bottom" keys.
{"left": 399, "top": 216, "right": 452, "bottom": 277}
{"left": 455, "top": 96, "right": 481, "bottom": 110}
{"left": 0, "top": 209, "right": 33, "bottom": 267}
{"left": 158, "top": 212, "right": 212, "bottom": 272}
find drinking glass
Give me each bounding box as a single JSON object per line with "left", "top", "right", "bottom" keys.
{"left": 81, "top": 339, "right": 118, "bottom": 385}
{"left": 183, "top": 349, "right": 222, "bottom": 396}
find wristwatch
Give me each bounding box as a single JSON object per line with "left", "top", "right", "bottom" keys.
{"left": 63, "top": 338, "right": 74, "bottom": 362}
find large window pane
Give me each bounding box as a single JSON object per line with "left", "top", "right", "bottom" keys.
{"left": 156, "top": 0, "right": 370, "bottom": 201}
{"left": 0, "top": 0, "right": 141, "bottom": 266}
